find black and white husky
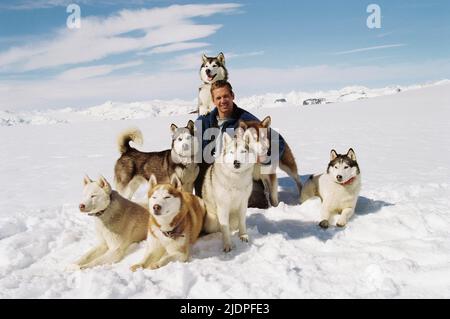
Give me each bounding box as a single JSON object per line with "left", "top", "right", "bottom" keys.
{"left": 301, "top": 149, "right": 361, "bottom": 228}
{"left": 198, "top": 52, "right": 228, "bottom": 115}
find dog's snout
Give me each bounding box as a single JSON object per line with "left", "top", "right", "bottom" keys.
{"left": 336, "top": 175, "right": 343, "bottom": 181}
{"left": 79, "top": 204, "right": 86, "bottom": 212}
{"left": 233, "top": 160, "right": 241, "bottom": 169}
{"left": 153, "top": 204, "right": 162, "bottom": 215}
{"left": 206, "top": 69, "right": 211, "bottom": 75}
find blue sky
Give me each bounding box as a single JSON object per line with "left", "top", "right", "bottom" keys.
{"left": 0, "top": 0, "right": 449, "bottom": 110}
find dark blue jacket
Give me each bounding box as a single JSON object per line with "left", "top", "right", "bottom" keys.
{"left": 196, "top": 104, "right": 286, "bottom": 162}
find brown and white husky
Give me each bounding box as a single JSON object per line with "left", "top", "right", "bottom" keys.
{"left": 130, "top": 174, "right": 206, "bottom": 271}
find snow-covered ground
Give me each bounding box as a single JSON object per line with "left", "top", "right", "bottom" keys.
{"left": 1, "top": 80, "right": 448, "bottom": 127}
{"left": 0, "top": 82, "right": 449, "bottom": 298}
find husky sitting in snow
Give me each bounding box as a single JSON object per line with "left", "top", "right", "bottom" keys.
{"left": 114, "top": 120, "right": 199, "bottom": 199}
{"left": 301, "top": 149, "right": 361, "bottom": 228}
{"left": 130, "top": 174, "right": 206, "bottom": 271}
{"left": 238, "top": 116, "right": 302, "bottom": 207}
{"left": 198, "top": 52, "right": 228, "bottom": 115}
{"left": 74, "top": 176, "right": 149, "bottom": 269}
{"left": 202, "top": 131, "right": 257, "bottom": 252}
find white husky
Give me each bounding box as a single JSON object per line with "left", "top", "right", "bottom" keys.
{"left": 73, "top": 176, "right": 148, "bottom": 269}
{"left": 301, "top": 149, "right": 361, "bottom": 228}
{"left": 202, "top": 131, "right": 256, "bottom": 252}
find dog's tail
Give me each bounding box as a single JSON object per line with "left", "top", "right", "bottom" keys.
{"left": 117, "top": 127, "right": 143, "bottom": 154}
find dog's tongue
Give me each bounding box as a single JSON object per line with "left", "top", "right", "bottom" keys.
{"left": 208, "top": 76, "right": 214, "bottom": 81}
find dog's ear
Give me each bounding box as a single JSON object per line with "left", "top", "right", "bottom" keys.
{"left": 170, "top": 174, "right": 183, "bottom": 191}
{"left": 186, "top": 120, "right": 195, "bottom": 133}
{"left": 243, "top": 129, "right": 255, "bottom": 145}
{"left": 170, "top": 124, "right": 178, "bottom": 136}
{"left": 330, "top": 150, "right": 338, "bottom": 161}
{"left": 83, "top": 175, "right": 92, "bottom": 185}
{"left": 98, "top": 175, "right": 112, "bottom": 194}
{"left": 217, "top": 52, "right": 225, "bottom": 65}
{"left": 238, "top": 120, "right": 248, "bottom": 131}
{"left": 235, "top": 122, "right": 246, "bottom": 138}
{"left": 261, "top": 116, "right": 271, "bottom": 128}
{"left": 222, "top": 132, "right": 233, "bottom": 146}
{"left": 202, "top": 53, "right": 208, "bottom": 64}
{"left": 347, "top": 148, "right": 357, "bottom": 161}
{"left": 148, "top": 174, "right": 158, "bottom": 190}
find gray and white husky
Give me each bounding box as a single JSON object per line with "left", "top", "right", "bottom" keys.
{"left": 202, "top": 131, "right": 257, "bottom": 252}
{"left": 114, "top": 121, "right": 199, "bottom": 199}
{"left": 198, "top": 52, "right": 228, "bottom": 115}
{"left": 300, "top": 149, "right": 361, "bottom": 228}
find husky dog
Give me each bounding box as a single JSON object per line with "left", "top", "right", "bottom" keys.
{"left": 238, "top": 116, "right": 302, "bottom": 207}
{"left": 198, "top": 52, "right": 228, "bottom": 115}
{"left": 130, "top": 174, "right": 206, "bottom": 271}
{"left": 74, "top": 175, "right": 149, "bottom": 269}
{"left": 300, "top": 149, "right": 361, "bottom": 228}
{"left": 114, "top": 120, "right": 199, "bottom": 199}
{"left": 202, "top": 131, "right": 256, "bottom": 252}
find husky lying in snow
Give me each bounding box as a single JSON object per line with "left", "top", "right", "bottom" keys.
{"left": 238, "top": 116, "right": 302, "bottom": 207}
{"left": 114, "top": 120, "right": 199, "bottom": 199}
{"left": 202, "top": 131, "right": 257, "bottom": 252}
{"left": 74, "top": 176, "right": 149, "bottom": 269}
{"left": 130, "top": 174, "right": 206, "bottom": 271}
{"left": 301, "top": 149, "right": 361, "bottom": 228}
{"left": 198, "top": 52, "right": 228, "bottom": 115}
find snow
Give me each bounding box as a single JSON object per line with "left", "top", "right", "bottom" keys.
{"left": 2, "top": 80, "right": 448, "bottom": 127}
{"left": 0, "top": 81, "right": 450, "bottom": 298}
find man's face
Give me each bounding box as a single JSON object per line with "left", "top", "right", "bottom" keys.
{"left": 212, "top": 87, "right": 234, "bottom": 117}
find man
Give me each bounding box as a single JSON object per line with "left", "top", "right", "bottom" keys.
{"left": 194, "top": 80, "right": 286, "bottom": 208}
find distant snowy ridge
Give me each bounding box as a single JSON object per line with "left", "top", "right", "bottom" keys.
{"left": 1, "top": 79, "right": 448, "bottom": 126}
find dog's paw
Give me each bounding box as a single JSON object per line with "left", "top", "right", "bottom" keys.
{"left": 148, "top": 263, "right": 160, "bottom": 270}
{"left": 65, "top": 264, "right": 81, "bottom": 272}
{"left": 223, "top": 244, "right": 232, "bottom": 253}
{"left": 319, "top": 220, "right": 329, "bottom": 229}
{"left": 239, "top": 234, "right": 249, "bottom": 243}
{"left": 130, "top": 264, "right": 143, "bottom": 272}
{"left": 336, "top": 221, "right": 346, "bottom": 228}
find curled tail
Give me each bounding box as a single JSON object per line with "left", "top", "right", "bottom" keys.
{"left": 117, "top": 127, "right": 143, "bottom": 154}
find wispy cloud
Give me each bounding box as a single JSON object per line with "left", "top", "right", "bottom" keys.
{"left": 226, "top": 51, "right": 265, "bottom": 59}
{"left": 0, "top": 0, "right": 148, "bottom": 10}
{"left": 333, "top": 44, "right": 406, "bottom": 55}
{"left": 139, "top": 42, "right": 210, "bottom": 55}
{"left": 57, "top": 60, "right": 143, "bottom": 80}
{"left": 0, "top": 3, "right": 242, "bottom": 72}
{"left": 169, "top": 50, "right": 265, "bottom": 70}
{"left": 376, "top": 31, "right": 394, "bottom": 38}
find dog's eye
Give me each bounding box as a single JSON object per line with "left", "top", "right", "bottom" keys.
{"left": 178, "top": 137, "right": 182, "bottom": 141}
{"left": 241, "top": 150, "right": 247, "bottom": 154}
{"left": 212, "top": 64, "right": 217, "bottom": 67}
{"left": 91, "top": 195, "right": 96, "bottom": 198}
{"left": 334, "top": 166, "right": 338, "bottom": 169}
{"left": 164, "top": 196, "right": 171, "bottom": 199}
{"left": 344, "top": 166, "right": 349, "bottom": 169}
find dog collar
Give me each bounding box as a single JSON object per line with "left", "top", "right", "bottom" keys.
{"left": 162, "top": 223, "right": 185, "bottom": 239}
{"left": 88, "top": 209, "right": 106, "bottom": 217}
{"left": 340, "top": 177, "right": 356, "bottom": 186}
